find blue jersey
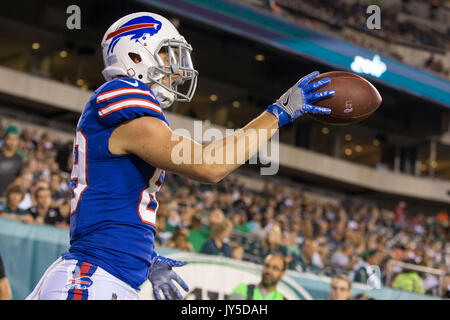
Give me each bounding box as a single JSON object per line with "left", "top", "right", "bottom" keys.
{"left": 61, "top": 77, "right": 167, "bottom": 290}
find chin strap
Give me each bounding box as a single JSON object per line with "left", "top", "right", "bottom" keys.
{"left": 151, "top": 84, "right": 175, "bottom": 109}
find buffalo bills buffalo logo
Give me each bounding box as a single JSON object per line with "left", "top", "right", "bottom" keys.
{"left": 66, "top": 276, "right": 93, "bottom": 290}
{"left": 107, "top": 16, "right": 162, "bottom": 54}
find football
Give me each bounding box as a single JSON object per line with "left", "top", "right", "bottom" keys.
{"left": 308, "top": 71, "right": 382, "bottom": 125}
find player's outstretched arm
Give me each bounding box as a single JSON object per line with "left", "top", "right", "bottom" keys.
{"left": 110, "top": 71, "right": 334, "bottom": 184}
{"left": 109, "top": 112, "right": 277, "bottom": 183}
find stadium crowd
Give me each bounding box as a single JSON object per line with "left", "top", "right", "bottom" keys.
{"left": 0, "top": 122, "right": 449, "bottom": 299}
{"left": 156, "top": 173, "right": 450, "bottom": 298}
{"left": 0, "top": 123, "right": 72, "bottom": 228}
{"left": 249, "top": 0, "right": 450, "bottom": 79}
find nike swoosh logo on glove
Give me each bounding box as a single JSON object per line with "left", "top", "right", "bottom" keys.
{"left": 283, "top": 93, "right": 290, "bottom": 107}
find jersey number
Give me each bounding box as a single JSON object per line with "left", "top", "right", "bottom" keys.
{"left": 137, "top": 168, "right": 164, "bottom": 226}
{"left": 70, "top": 130, "right": 88, "bottom": 215}
{"left": 69, "top": 129, "right": 163, "bottom": 225}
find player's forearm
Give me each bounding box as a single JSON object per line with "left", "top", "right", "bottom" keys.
{"left": 117, "top": 113, "right": 278, "bottom": 184}
{"left": 198, "top": 111, "right": 279, "bottom": 183}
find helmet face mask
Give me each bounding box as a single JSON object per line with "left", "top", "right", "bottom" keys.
{"left": 101, "top": 12, "right": 198, "bottom": 108}
{"left": 147, "top": 39, "right": 198, "bottom": 107}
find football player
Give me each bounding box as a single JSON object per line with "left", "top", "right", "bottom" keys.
{"left": 27, "top": 12, "right": 334, "bottom": 300}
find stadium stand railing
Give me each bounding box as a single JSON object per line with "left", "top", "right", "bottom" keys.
{"left": 386, "top": 259, "right": 447, "bottom": 296}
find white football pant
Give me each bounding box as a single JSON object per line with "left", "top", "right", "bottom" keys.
{"left": 26, "top": 257, "right": 139, "bottom": 300}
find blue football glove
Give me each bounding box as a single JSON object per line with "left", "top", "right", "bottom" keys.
{"left": 148, "top": 255, "right": 189, "bottom": 300}
{"left": 267, "top": 71, "right": 335, "bottom": 127}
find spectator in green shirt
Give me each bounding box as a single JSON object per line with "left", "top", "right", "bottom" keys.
{"left": 188, "top": 214, "right": 211, "bottom": 252}
{"left": 228, "top": 253, "right": 287, "bottom": 300}
{"left": 245, "top": 212, "right": 262, "bottom": 234}
{"left": 0, "top": 125, "right": 24, "bottom": 196}
{"left": 230, "top": 210, "right": 251, "bottom": 234}
{"left": 165, "top": 208, "right": 181, "bottom": 233}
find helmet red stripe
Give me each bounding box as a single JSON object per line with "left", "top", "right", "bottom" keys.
{"left": 106, "top": 23, "right": 156, "bottom": 40}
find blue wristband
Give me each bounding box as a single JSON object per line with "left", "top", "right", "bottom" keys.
{"left": 151, "top": 250, "right": 158, "bottom": 261}
{"left": 267, "top": 104, "right": 292, "bottom": 128}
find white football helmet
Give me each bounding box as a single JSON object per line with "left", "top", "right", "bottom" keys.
{"left": 101, "top": 12, "right": 198, "bottom": 108}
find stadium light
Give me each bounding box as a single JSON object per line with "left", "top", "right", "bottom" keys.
{"left": 255, "top": 54, "right": 265, "bottom": 62}
{"left": 350, "top": 54, "right": 387, "bottom": 78}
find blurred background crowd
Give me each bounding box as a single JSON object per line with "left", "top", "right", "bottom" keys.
{"left": 156, "top": 173, "right": 450, "bottom": 298}
{"left": 0, "top": 122, "right": 72, "bottom": 229}
{"left": 1, "top": 120, "right": 448, "bottom": 299}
